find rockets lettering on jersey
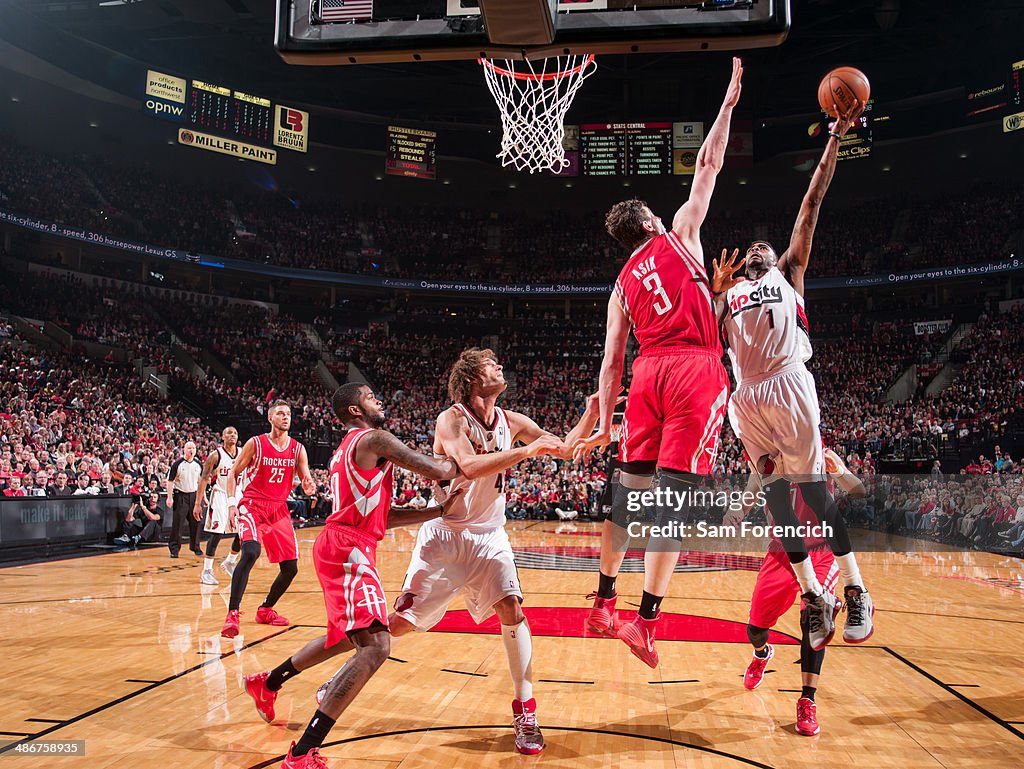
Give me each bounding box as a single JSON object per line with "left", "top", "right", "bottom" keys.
{"left": 242, "top": 433, "right": 299, "bottom": 503}
{"left": 724, "top": 266, "right": 813, "bottom": 384}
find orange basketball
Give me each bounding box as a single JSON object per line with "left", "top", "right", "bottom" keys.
{"left": 817, "top": 66, "right": 870, "bottom": 117}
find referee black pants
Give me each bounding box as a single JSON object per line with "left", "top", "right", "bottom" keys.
{"left": 170, "top": 491, "right": 200, "bottom": 555}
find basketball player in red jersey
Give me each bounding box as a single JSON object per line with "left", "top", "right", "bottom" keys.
{"left": 732, "top": 449, "right": 865, "bottom": 737}
{"left": 713, "top": 98, "right": 873, "bottom": 650}
{"left": 572, "top": 57, "right": 743, "bottom": 667}
{"left": 220, "top": 400, "right": 316, "bottom": 639}
{"left": 240, "top": 384, "right": 460, "bottom": 769}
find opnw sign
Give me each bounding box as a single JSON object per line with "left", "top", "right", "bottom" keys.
{"left": 145, "top": 70, "right": 186, "bottom": 104}
{"left": 274, "top": 105, "right": 309, "bottom": 153}
{"left": 144, "top": 97, "right": 184, "bottom": 123}
{"left": 177, "top": 128, "right": 277, "bottom": 165}
{"left": 1004, "top": 111, "right": 1024, "bottom": 133}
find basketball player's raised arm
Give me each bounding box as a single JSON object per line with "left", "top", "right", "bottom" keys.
{"left": 225, "top": 437, "right": 256, "bottom": 504}
{"left": 671, "top": 57, "right": 742, "bottom": 242}
{"left": 436, "top": 409, "right": 563, "bottom": 480}
{"left": 193, "top": 450, "right": 219, "bottom": 521}
{"left": 572, "top": 294, "right": 630, "bottom": 460}
{"left": 776, "top": 105, "right": 860, "bottom": 296}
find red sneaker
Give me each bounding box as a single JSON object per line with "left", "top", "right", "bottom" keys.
{"left": 796, "top": 697, "right": 820, "bottom": 736}
{"left": 256, "top": 606, "right": 290, "bottom": 626}
{"left": 616, "top": 615, "right": 659, "bottom": 668}
{"left": 585, "top": 592, "right": 620, "bottom": 637}
{"left": 743, "top": 644, "right": 774, "bottom": 690}
{"left": 221, "top": 609, "right": 241, "bottom": 639}
{"left": 511, "top": 698, "right": 545, "bottom": 755}
{"left": 281, "top": 743, "right": 329, "bottom": 768}
{"left": 243, "top": 671, "right": 277, "bottom": 723}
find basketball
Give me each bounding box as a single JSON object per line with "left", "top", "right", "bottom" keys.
{"left": 817, "top": 66, "right": 870, "bottom": 117}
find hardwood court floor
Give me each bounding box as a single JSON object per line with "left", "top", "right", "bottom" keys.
{"left": 1, "top": 521, "right": 1022, "bottom": 768}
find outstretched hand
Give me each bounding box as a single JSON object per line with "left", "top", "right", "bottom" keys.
{"left": 723, "top": 56, "right": 743, "bottom": 110}
{"left": 711, "top": 248, "right": 747, "bottom": 294}
{"left": 830, "top": 99, "right": 863, "bottom": 138}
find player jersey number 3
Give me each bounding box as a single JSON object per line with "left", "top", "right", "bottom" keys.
{"left": 642, "top": 271, "right": 673, "bottom": 316}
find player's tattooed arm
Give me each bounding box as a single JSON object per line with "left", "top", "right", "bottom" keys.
{"left": 777, "top": 101, "right": 861, "bottom": 296}
{"left": 363, "top": 429, "right": 459, "bottom": 481}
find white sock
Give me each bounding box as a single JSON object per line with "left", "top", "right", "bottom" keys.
{"left": 501, "top": 620, "right": 534, "bottom": 703}
{"left": 203, "top": 557, "right": 214, "bottom": 571}
{"left": 792, "top": 557, "right": 823, "bottom": 595}
{"left": 836, "top": 554, "right": 864, "bottom": 591}
{"left": 224, "top": 552, "right": 238, "bottom": 564}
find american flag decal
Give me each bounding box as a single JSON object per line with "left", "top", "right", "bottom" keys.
{"left": 312, "top": 0, "right": 374, "bottom": 23}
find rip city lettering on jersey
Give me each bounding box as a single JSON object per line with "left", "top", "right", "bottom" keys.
{"left": 729, "top": 284, "right": 783, "bottom": 314}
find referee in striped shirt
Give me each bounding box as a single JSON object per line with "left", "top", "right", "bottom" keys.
{"left": 166, "top": 441, "right": 204, "bottom": 558}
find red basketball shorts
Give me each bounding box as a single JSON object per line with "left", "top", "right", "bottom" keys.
{"left": 619, "top": 347, "right": 730, "bottom": 472}
{"left": 748, "top": 548, "right": 838, "bottom": 630}
{"left": 237, "top": 497, "right": 298, "bottom": 563}
{"left": 314, "top": 523, "right": 388, "bottom": 648}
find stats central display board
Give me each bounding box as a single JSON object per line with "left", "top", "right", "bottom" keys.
{"left": 386, "top": 126, "right": 438, "bottom": 180}
{"left": 557, "top": 122, "right": 705, "bottom": 177}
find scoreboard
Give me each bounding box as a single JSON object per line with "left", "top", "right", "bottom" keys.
{"left": 188, "top": 81, "right": 273, "bottom": 146}
{"left": 144, "top": 70, "right": 309, "bottom": 163}
{"left": 558, "top": 121, "right": 702, "bottom": 177}
{"left": 386, "top": 126, "right": 438, "bottom": 180}
{"left": 577, "top": 122, "right": 674, "bottom": 176}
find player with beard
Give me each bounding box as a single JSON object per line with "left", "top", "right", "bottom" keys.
{"left": 712, "top": 100, "right": 874, "bottom": 650}
{"left": 242, "top": 383, "right": 460, "bottom": 769}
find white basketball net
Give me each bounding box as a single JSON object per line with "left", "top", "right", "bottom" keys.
{"left": 480, "top": 54, "right": 597, "bottom": 174}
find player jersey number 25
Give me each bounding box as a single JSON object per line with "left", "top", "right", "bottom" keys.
{"left": 642, "top": 271, "right": 673, "bottom": 316}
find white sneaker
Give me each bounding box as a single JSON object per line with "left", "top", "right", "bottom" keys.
{"left": 842, "top": 586, "right": 875, "bottom": 643}
{"left": 200, "top": 569, "right": 219, "bottom": 586}
{"left": 221, "top": 559, "right": 237, "bottom": 577}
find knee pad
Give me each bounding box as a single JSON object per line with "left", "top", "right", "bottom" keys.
{"left": 746, "top": 624, "right": 770, "bottom": 649}
{"left": 279, "top": 559, "right": 298, "bottom": 578}
{"left": 609, "top": 469, "right": 655, "bottom": 528}
{"left": 654, "top": 468, "right": 700, "bottom": 530}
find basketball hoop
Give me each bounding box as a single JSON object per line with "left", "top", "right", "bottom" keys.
{"left": 479, "top": 54, "right": 597, "bottom": 174}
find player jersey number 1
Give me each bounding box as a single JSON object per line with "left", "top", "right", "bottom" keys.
{"left": 642, "top": 271, "right": 673, "bottom": 316}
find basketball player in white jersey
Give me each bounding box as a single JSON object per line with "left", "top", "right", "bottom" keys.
{"left": 712, "top": 100, "right": 874, "bottom": 649}
{"left": 194, "top": 427, "right": 244, "bottom": 585}
{"left": 386, "top": 348, "right": 598, "bottom": 754}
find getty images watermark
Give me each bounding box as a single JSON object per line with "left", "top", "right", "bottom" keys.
{"left": 623, "top": 487, "right": 835, "bottom": 541}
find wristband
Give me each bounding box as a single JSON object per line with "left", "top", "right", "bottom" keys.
{"left": 829, "top": 130, "right": 842, "bottom": 139}
{"left": 227, "top": 495, "right": 239, "bottom": 507}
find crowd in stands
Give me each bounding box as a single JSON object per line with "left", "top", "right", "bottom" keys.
{"left": 1, "top": 138, "right": 1020, "bottom": 284}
